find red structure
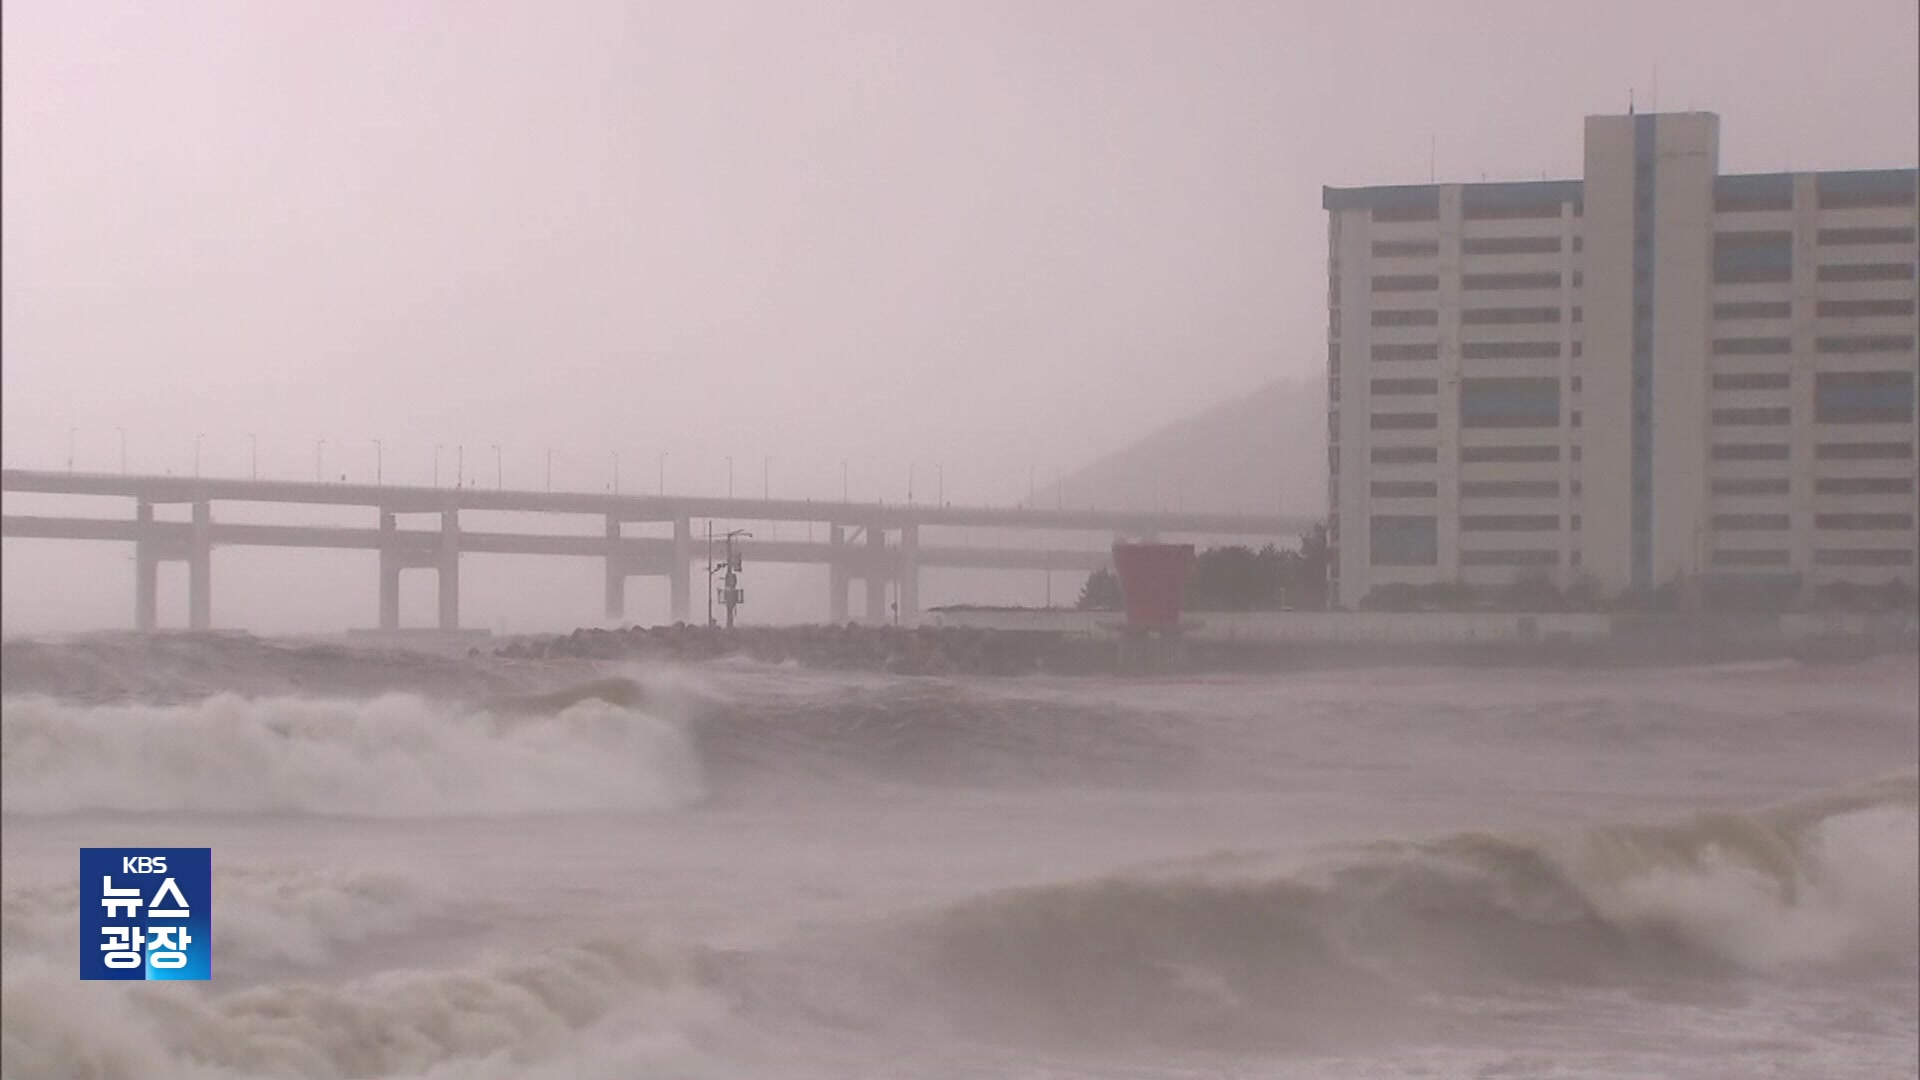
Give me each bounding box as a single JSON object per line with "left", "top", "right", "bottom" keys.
{"left": 1110, "top": 542, "right": 1195, "bottom": 628}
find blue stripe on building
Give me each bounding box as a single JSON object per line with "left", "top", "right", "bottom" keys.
{"left": 1631, "top": 115, "right": 1657, "bottom": 591}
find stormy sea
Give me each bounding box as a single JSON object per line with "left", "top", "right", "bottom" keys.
{"left": 2, "top": 633, "right": 1915, "bottom": 1079}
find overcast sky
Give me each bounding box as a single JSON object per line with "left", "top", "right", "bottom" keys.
{"left": 2, "top": 0, "right": 1915, "bottom": 630}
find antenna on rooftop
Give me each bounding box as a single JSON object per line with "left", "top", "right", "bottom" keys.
{"left": 1628, "top": 88, "right": 1635, "bottom": 115}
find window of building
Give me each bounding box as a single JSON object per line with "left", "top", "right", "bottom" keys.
{"left": 1816, "top": 513, "right": 1914, "bottom": 531}
{"left": 1713, "top": 478, "right": 1791, "bottom": 495}
{"left": 1372, "top": 343, "right": 1440, "bottom": 361}
{"left": 1815, "top": 334, "right": 1917, "bottom": 354}
{"left": 1371, "top": 412, "right": 1439, "bottom": 430}
{"left": 1814, "top": 549, "right": 1916, "bottom": 566}
{"left": 1460, "top": 515, "right": 1560, "bottom": 531}
{"left": 1713, "top": 513, "right": 1792, "bottom": 530}
{"left": 1371, "top": 480, "right": 1438, "bottom": 498}
{"left": 1372, "top": 239, "right": 1441, "bottom": 257}
{"left": 1371, "top": 377, "right": 1439, "bottom": 395}
{"left": 1712, "top": 406, "right": 1792, "bottom": 425}
{"left": 1712, "top": 443, "right": 1793, "bottom": 461}
{"left": 1713, "top": 372, "right": 1791, "bottom": 391}
{"left": 1373, "top": 204, "right": 1439, "bottom": 223}
{"left": 1460, "top": 480, "right": 1559, "bottom": 498}
{"left": 1817, "top": 298, "right": 1917, "bottom": 317}
{"left": 1817, "top": 226, "right": 1917, "bottom": 245}
{"left": 1712, "top": 337, "right": 1794, "bottom": 355}
{"left": 1817, "top": 263, "right": 1918, "bottom": 283}
{"left": 1815, "top": 476, "right": 1913, "bottom": 495}
{"left": 1461, "top": 236, "right": 1561, "bottom": 255}
{"left": 1373, "top": 274, "right": 1441, "bottom": 292}
{"left": 1715, "top": 301, "right": 1793, "bottom": 320}
{"left": 1371, "top": 445, "right": 1440, "bottom": 464}
{"left": 1460, "top": 444, "right": 1560, "bottom": 463}
{"left": 1714, "top": 230, "right": 1795, "bottom": 283}
{"left": 1462, "top": 272, "right": 1561, "bottom": 291}
{"left": 1460, "top": 341, "right": 1560, "bottom": 359}
{"left": 1462, "top": 306, "right": 1561, "bottom": 325}
{"left": 1815, "top": 179, "right": 1918, "bottom": 211}
{"left": 1462, "top": 201, "right": 1565, "bottom": 221}
{"left": 1713, "top": 549, "right": 1792, "bottom": 566}
{"left": 1370, "top": 515, "right": 1438, "bottom": 566}
{"left": 1816, "top": 372, "right": 1917, "bottom": 424}
{"left": 1461, "top": 550, "right": 1559, "bottom": 566}
{"left": 1815, "top": 442, "right": 1914, "bottom": 460}
{"left": 1460, "top": 376, "right": 1561, "bottom": 429}
{"left": 1372, "top": 309, "right": 1440, "bottom": 327}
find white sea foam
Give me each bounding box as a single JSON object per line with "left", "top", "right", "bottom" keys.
{"left": 0, "top": 693, "right": 703, "bottom": 817}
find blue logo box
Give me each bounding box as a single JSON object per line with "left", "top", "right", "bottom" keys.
{"left": 80, "top": 848, "right": 211, "bottom": 981}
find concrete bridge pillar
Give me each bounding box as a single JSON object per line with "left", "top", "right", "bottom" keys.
{"left": 134, "top": 501, "right": 158, "bottom": 632}
{"left": 828, "top": 524, "right": 849, "bottom": 624}
{"left": 899, "top": 523, "right": 920, "bottom": 624}
{"left": 378, "top": 511, "right": 401, "bottom": 630}
{"left": 669, "top": 517, "right": 691, "bottom": 624}
{"left": 438, "top": 509, "right": 460, "bottom": 632}
{"left": 188, "top": 500, "right": 212, "bottom": 631}
{"left": 864, "top": 526, "right": 888, "bottom": 625}
{"left": 603, "top": 516, "right": 625, "bottom": 622}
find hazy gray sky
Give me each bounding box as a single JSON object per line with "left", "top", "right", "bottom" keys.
{"left": 2, "top": 0, "right": 1915, "bottom": 630}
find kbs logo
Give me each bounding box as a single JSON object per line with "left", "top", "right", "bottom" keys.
{"left": 80, "top": 848, "right": 211, "bottom": 981}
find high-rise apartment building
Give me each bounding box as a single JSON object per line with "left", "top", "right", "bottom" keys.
{"left": 1324, "top": 112, "right": 1917, "bottom": 608}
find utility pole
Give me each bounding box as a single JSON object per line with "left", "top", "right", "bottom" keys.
{"left": 709, "top": 528, "right": 751, "bottom": 629}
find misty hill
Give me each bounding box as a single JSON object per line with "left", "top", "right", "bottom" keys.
{"left": 1028, "top": 377, "right": 1326, "bottom": 520}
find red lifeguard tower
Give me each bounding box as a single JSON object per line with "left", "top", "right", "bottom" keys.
{"left": 1109, "top": 541, "right": 1195, "bottom": 671}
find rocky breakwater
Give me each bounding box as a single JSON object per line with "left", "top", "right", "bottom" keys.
{"left": 492, "top": 624, "right": 1090, "bottom": 676}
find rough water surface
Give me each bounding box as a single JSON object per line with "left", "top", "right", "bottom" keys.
{"left": 3, "top": 633, "right": 1915, "bottom": 1079}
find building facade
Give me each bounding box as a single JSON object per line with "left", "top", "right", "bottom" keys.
{"left": 1324, "top": 112, "right": 1917, "bottom": 608}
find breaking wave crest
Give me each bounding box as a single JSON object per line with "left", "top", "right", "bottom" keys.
{"left": 886, "top": 772, "right": 1918, "bottom": 1049}
{"left": 0, "top": 939, "right": 728, "bottom": 1080}
{"left": 0, "top": 692, "right": 703, "bottom": 817}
